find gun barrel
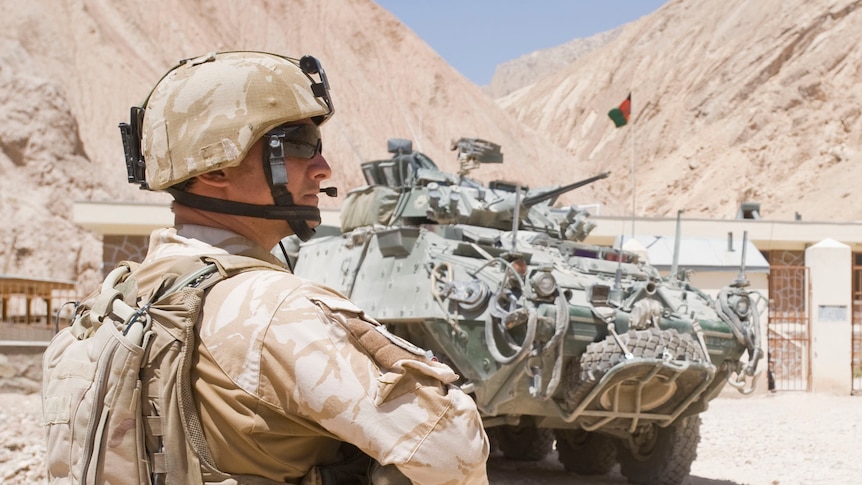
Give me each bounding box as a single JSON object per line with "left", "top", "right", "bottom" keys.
{"left": 522, "top": 171, "right": 610, "bottom": 207}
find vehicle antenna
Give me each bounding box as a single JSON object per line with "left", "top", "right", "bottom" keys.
{"left": 670, "top": 209, "right": 684, "bottom": 281}
{"left": 511, "top": 184, "right": 521, "bottom": 252}
{"left": 613, "top": 235, "right": 624, "bottom": 291}
{"left": 734, "top": 230, "right": 750, "bottom": 288}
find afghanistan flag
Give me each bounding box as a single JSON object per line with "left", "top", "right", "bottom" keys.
{"left": 608, "top": 93, "right": 631, "bottom": 128}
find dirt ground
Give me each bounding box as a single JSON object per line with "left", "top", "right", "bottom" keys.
{"left": 2, "top": 391, "right": 860, "bottom": 484}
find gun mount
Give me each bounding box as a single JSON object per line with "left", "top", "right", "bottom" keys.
{"left": 294, "top": 137, "right": 764, "bottom": 485}
{"left": 450, "top": 137, "right": 503, "bottom": 177}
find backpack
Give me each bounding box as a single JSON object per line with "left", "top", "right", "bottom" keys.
{"left": 42, "top": 254, "right": 286, "bottom": 484}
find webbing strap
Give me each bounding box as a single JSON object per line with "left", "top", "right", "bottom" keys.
{"left": 152, "top": 453, "right": 167, "bottom": 474}
{"left": 146, "top": 416, "right": 162, "bottom": 437}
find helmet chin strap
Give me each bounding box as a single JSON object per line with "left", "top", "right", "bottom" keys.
{"left": 165, "top": 188, "right": 321, "bottom": 227}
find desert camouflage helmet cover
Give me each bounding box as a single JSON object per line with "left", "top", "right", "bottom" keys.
{"left": 141, "top": 51, "right": 332, "bottom": 191}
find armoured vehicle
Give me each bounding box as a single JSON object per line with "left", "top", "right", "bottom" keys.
{"left": 292, "top": 138, "right": 764, "bottom": 485}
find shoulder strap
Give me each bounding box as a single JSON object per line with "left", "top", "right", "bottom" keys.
{"left": 202, "top": 253, "right": 288, "bottom": 276}
{"left": 195, "top": 253, "right": 289, "bottom": 291}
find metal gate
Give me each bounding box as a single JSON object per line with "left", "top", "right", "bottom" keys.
{"left": 767, "top": 265, "right": 810, "bottom": 391}
{"left": 851, "top": 263, "right": 862, "bottom": 394}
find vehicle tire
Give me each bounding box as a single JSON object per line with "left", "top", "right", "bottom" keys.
{"left": 554, "top": 428, "right": 617, "bottom": 475}
{"left": 495, "top": 424, "right": 554, "bottom": 461}
{"left": 617, "top": 415, "right": 701, "bottom": 485}
{"left": 565, "top": 327, "right": 703, "bottom": 408}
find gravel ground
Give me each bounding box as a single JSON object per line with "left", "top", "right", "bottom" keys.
{"left": 2, "top": 392, "right": 860, "bottom": 484}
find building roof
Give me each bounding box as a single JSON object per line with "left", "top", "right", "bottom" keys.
{"left": 616, "top": 235, "right": 770, "bottom": 273}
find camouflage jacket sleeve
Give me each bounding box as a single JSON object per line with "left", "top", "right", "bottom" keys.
{"left": 197, "top": 271, "right": 489, "bottom": 485}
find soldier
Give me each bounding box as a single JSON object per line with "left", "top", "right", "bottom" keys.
{"left": 122, "top": 51, "right": 489, "bottom": 484}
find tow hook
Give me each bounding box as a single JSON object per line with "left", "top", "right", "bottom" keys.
{"left": 726, "top": 352, "right": 763, "bottom": 395}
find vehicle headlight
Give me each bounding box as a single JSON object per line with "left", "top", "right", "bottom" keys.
{"left": 530, "top": 271, "right": 557, "bottom": 297}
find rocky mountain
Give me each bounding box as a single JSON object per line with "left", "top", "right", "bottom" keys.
{"left": 499, "top": 0, "right": 862, "bottom": 221}
{"left": 486, "top": 27, "right": 622, "bottom": 99}
{"left": 0, "top": 0, "right": 591, "bottom": 286}
{"left": 2, "top": 0, "right": 861, "bottom": 289}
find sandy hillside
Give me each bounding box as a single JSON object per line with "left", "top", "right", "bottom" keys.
{"left": 2, "top": 0, "right": 862, "bottom": 290}
{"left": 499, "top": 0, "right": 862, "bottom": 221}
{"left": 0, "top": 0, "right": 584, "bottom": 288}
{"left": 486, "top": 27, "right": 622, "bottom": 99}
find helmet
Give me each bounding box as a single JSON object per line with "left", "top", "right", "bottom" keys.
{"left": 119, "top": 51, "right": 335, "bottom": 241}
{"left": 140, "top": 51, "right": 332, "bottom": 190}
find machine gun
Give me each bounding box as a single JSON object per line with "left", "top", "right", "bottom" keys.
{"left": 521, "top": 171, "right": 611, "bottom": 208}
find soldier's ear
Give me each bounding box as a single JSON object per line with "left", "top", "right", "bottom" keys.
{"left": 195, "top": 170, "right": 229, "bottom": 187}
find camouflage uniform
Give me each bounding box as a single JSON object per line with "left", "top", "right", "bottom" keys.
{"left": 142, "top": 224, "right": 490, "bottom": 484}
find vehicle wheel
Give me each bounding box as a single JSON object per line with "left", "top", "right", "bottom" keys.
{"left": 495, "top": 423, "right": 554, "bottom": 461}
{"left": 565, "top": 327, "right": 703, "bottom": 409}
{"left": 554, "top": 428, "right": 617, "bottom": 475}
{"left": 617, "top": 415, "right": 701, "bottom": 485}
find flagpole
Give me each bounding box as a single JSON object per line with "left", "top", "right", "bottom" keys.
{"left": 607, "top": 92, "right": 634, "bottom": 238}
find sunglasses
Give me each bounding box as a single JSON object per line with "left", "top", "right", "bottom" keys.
{"left": 266, "top": 124, "right": 322, "bottom": 159}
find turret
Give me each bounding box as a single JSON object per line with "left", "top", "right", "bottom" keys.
{"left": 341, "top": 137, "right": 608, "bottom": 238}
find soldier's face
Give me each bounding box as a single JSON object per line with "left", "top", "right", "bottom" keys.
{"left": 230, "top": 124, "right": 330, "bottom": 204}
{"left": 215, "top": 121, "right": 330, "bottom": 237}
{"left": 280, "top": 121, "right": 332, "bottom": 209}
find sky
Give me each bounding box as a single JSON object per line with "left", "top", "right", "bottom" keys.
{"left": 374, "top": 0, "right": 668, "bottom": 86}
